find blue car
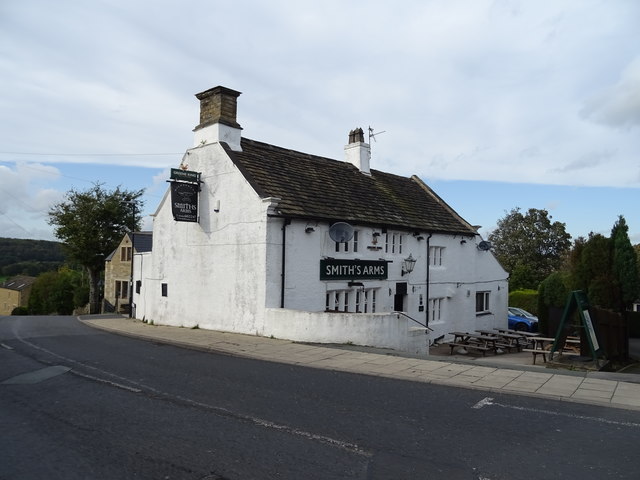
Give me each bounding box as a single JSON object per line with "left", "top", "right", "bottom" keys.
{"left": 508, "top": 307, "right": 539, "bottom": 332}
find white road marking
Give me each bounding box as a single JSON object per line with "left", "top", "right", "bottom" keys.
{"left": 1, "top": 342, "right": 14, "bottom": 350}
{"left": 12, "top": 327, "right": 371, "bottom": 457}
{"left": 472, "top": 397, "right": 494, "bottom": 409}
{"left": 473, "top": 396, "right": 640, "bottom": 428}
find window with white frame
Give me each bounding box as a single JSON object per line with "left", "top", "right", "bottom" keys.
{"left": 326, "top": 290, "right": 350, "bottom": 312}
{"left": 385, "top": 233, "right": 404, "bottom": 254}
{"left": 334, "top": 230, "right": 359, "bottom": 253}
{"left": 429, "top": 297, "right": 445, "bottom": 323}
{"left": 429, "top": 246, "right": 444, "bottom": 266}
{"left": 327, "top": 288, "right": 378, "bottom": 313}
{"left": 475, "top": 291, "right": 490, "bottom": 314}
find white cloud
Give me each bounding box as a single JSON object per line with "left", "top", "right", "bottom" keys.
{"left": 0, "top": 163, "right": 63, "bottom": 239}
{"left": 581, "top": 56, "right": 640, "bottom": 129}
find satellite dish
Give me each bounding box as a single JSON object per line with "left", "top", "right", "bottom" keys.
{"left": 477, "top": 241, "right": 492, "bottom": 251}
{"left": 329, "top": 222, "right": 354, "bottom": 243}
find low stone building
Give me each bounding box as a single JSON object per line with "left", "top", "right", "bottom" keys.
{"left": 132, "top": 86, "right": 508, "bottom": 354}
{"left": 0, "top": 275, "right": 36, "bottom": 315}
{"left": 104, "top": 232, "right": 152, "bottom": 313}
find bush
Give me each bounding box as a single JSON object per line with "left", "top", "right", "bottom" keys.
{"left": 11, "top": 306, "right": 28, "bottom": 315}
{"left": 508, "top": 289, "right": 538, "bottom": 315}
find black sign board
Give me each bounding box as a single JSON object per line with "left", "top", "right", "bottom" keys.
{"left": 320, "top": 259, "right": 388, "bottom": 281}
{"left": 170, "top": 168, "right": 200, "bottom": 183}
{"left": 170, "top": 182, "right": 199, "bottom": 222}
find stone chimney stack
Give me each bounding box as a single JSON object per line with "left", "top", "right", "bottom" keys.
{"left": 193, "top": 86, "right": 242, "bottom": 151}
{"left": 344, "top": 127, "right": 371, "bottom": 175}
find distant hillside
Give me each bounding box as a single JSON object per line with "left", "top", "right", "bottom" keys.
{"left": 0, "top": 237, "right": 66, "bottom": 277}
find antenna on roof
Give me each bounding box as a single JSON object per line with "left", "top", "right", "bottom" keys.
{"left": 368, "top": 126, "right": 386, "bottom": 143}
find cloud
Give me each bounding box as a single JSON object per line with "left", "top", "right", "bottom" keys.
{"left": 581, "top": 57, "right": 640, "bottom": 129}
{"left": 0, "top": 163, "right": 63, "bottom": 239}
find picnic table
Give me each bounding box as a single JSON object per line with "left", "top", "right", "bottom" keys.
{"left": 475, "top": 329, "right": 527, "bottom": 352}
{"left": 447, "top": 331, "right": 505, "bottom": 356}
{"left": 493, "top": 327, "right": 540, "bottom": 337}
{"left": 522, "top": 336, "right": 581, "bottom": 364}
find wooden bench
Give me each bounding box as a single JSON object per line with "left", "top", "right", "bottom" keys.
{"left": 522, "top": 348, "right": 549, "bottom": 365}
{"left": 523, "top": 346, "right": 582, "bottom": 364}
{"left": 446, "top": 342, "right": 490, "bottom": 356}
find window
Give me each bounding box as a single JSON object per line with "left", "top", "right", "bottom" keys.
{"left": 385, "top": 233, "right": 404, "bottom": 254}
{"left": 327, "top": 288, "right": 378, "bottom": 313}
{"left": 335, "top": 230, "right": 359, "bottom": 253}
{"left": 429, "top": 297, "right": 444, "bottom": 323}
{"left": 115, "top": 280, "right": 128, "bottom": 299}
{"left": 370, "top": 289, "right": 376, "bottom": 313}
{"left": 429, "top": 246, "right": 444, "bottom": 266}
{"left": 120, "top": 246, "right": 132, "bottom": 262}
{"left": 326, "top": 290, "right": 349, "bottom": 312}
{"left": 161, "top": 283, "right": 168, "bottom": 297}
{"left": 476, "top": 291, "right": 490, "bottom": 313}
{"left": 135, "top": 280, "right": 141, "bottom": 294}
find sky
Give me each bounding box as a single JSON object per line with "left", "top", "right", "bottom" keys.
{"left": 1, "top": 0, "right": 639, "bottom": 245}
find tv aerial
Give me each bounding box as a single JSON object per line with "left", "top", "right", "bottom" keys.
{"left": 329, "top": 222, "right": 354, "bottom": 243}
{"left": 368, "top": 126, "right": 386, "bottom": 143}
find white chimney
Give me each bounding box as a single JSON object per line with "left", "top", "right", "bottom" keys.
{"left": 344, "top": 127, "right": 371, "bottom": 175}
{"left": 193, "top": 86, "right": 242, "bottom": 151}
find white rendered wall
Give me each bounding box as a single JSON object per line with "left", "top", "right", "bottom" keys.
{"left": 134, "top": 142, "right": 270, "bottom": 334}
{"left": 136, "top": 141, "right": 508, "bottom": 352}
{"left": 264, "top": 308, "right": 429, "bottom": 355}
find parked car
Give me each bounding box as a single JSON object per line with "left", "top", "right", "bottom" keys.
{"left": 508, "top": 307, "right": 538, "bottom": 321}
{"left": 508, "top": 307, "right": 539, "bottom": 332}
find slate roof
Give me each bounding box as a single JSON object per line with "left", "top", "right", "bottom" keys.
{"left": 105, "top": 232, "right": 153, "bottom": 262}
{"left": 132, "top": 232, "right": 153, "bottom": 253}
{"left": 224, "top": 138, "right": 477, "bottom": 235}
{"left": 1, "top": 275, "right": 36, "bottom": 291}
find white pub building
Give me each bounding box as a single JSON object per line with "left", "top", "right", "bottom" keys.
{"left": 132, "top": 86, "right": 509, "bottom": 354}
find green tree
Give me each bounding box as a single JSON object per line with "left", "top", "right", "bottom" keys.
{"left": 28, "top": 271, "right": 58, "bottom": 314}
{"left": 488, "top": 207, "right": 572, "bottom": 290}
{"left": 610, "top": 216, "right": 640, "bottom": 312}
{"left": 48, "top": 183, "right": 144, "bottom": 314}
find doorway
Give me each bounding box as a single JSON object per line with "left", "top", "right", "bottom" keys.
{"left": 394, "top": 282, "right": 407, "bottom": 312}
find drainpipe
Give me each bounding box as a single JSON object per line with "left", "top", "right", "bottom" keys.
{"left": 280, "top": 218, "right": 291, "bottom": 308}
{"left": 425, "top": 233, "right": 433, "bottom": 328}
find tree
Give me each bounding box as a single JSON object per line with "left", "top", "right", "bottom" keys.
{"left": 27, "top": 267, "right": 88, "bottom": 315}
{"left": 488, "top": 207, "right": 572, "bottom": 290}
{"left": 48, "top": 183, "right": 144, "bottom": 314}
{"left": 610, "top": 216, "right": 640, "bottom": 312}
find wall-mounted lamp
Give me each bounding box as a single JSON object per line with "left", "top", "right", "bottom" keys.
{"left": 460, "top": 239, "right": 466, "bottom": 244}
{"left": 401, "top": 253, "right": 417, "bottom": 276}
{"left": 416, "top": 236, "right": 425, "bottom": 241}
{"left": 305, "top": 227, "right": 315, "bottom": 233}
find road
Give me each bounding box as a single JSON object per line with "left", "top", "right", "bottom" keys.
{"left": 1, "top": 315, "right": 639, "bottom": 479}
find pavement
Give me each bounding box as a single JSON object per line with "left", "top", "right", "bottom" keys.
{"left": 79, "top": 315, "right": 640, "bottom": 412}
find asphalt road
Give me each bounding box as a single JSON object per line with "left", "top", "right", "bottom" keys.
{"left": 1, "top": 315, "right": 639, "bottom": 480}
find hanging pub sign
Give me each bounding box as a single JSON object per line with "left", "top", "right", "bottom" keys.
{"left": 320, "top": 259, "right": 388, "bottom": 281}
{"left": 170, "top": 181, "right": 199, "bottom": 223}
{"left": 168, "top": 168, "right": 202, "bottom": 223}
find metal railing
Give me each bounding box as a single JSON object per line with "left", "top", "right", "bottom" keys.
{"left": 394, "top": 311, "right": 433, "bottom": 331}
